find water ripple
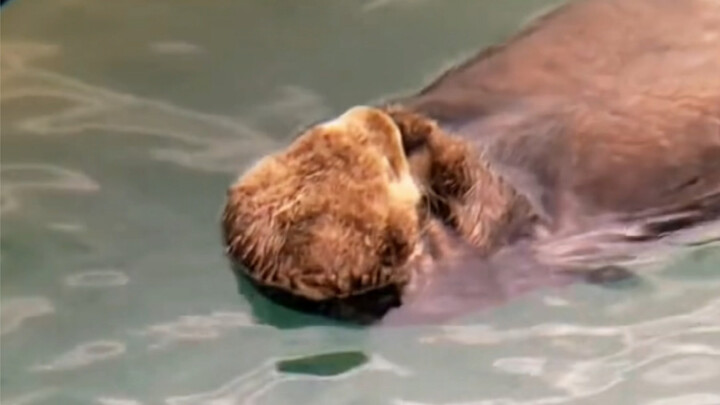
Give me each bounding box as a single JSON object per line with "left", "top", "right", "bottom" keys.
{"left": 31, "top": 340, "right": 126, "bottom": 372}
{"left": 1, "top": 40, "right": 333, "bottom": 174}
{"left": 0, "top": 164, "right": 100, "bottom": 215}
{"left": 408, "top": 298, "right": 720, "bottom": 404}
{"left": 362, "top": 0, "right": 428, "bottom": 12}
{"left": 46, "top": 222, "right": 86, "bottom": 233}
{"left": 0, "top": 296, "right": 55, "bottom": 336}
{"left": 642, "top": 356, "right": 720, "bottom": 386}
{"left": 148, "top": 41, "right": 202, "bottom": 55}
{"left": 133, "top": 311, "right": 256, "bottom": 349}
{"left": 96, "top": 398, "right": 144, "bottom": 405}
{"left": 646, "top": 393, "right": 720, "bottom": 405}
{"left": 165, "top": 354, "right": 408, "bottom": 405}
{"left": 64, "top": 269, "right": 129, "bottom": 288}
{"left": 493, "top": 357, "right": 546, "bottom": 377}
{"left": 1, "top": 389, "right": 58, "bottom": 405}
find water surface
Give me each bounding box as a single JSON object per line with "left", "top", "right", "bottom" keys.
{"left": 2, "top": 1, "right": 720, "bottom": 404}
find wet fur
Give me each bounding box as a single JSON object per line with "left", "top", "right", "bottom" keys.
{"left": 223, "top": 108, "right": 423, "bottom": 301}
{"left": 400, "top": 0, "right": 720, "bottom": 222}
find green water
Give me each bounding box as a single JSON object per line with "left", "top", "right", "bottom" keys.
{"left": 2, "top": 1, "right": 719, "bottom": 404}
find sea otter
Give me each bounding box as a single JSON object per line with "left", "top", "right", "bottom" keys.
{"left": 222, "top": 0, "right": 720, "bottom": 324}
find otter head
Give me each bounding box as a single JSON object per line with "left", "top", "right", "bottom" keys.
{"left": 222, "top": 106, "right": 427, "bottom": 314}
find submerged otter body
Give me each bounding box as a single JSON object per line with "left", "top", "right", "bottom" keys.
{"left": 402, "top": 0, "right": 720, "bottom": 225}
{"left": 222, "top": 0, "right": 720, "bottom": 324}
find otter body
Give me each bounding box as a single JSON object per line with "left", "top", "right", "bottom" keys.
{"left": 223, "top": 0, "right": 720, "bottom": 324}
{"left": 402, "top": 0, "right": 720, "bottom": 230}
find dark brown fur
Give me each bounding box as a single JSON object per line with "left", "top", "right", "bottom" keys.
{"left": 401, "top": 0, "right": 720, "bottom": 222}
{"left": 223, "top": 0, "right": 720, "bottom": 323}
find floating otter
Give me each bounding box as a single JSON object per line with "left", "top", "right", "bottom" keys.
{"left": 222, "top": 0, "right": 720, "bottom": 324}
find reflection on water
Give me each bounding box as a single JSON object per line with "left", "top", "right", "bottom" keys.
{"left": 415, "top": 297, "right": 720, "bottom": 404}
{"left": 133, "top": 310, "right": 257, "bottom": 350}
{"left": 96, "top": 399, "right": 143, "bottom": 405}
{"left": 148, "top": 41, "right": 203, "bottom": 56}
{"left": 31, "top": 340, "right": 126, "bottom": 372}
{"left": 0, "top": 297, "right": 55, "bottom": 336}
{"left": 1, "top": 41, "right": 282, "bottom": 175}
{"left": 166, "top": 354, "right": 410, "bottom": 405}
{"left": 1, "top": 0, "right": 719, "bottom": 404}
{"left": 64, "top": 269, "right": 129, "bottom": 287}
{"left": 0, "top": 164, "right": 100, "bottom": 215}
{"left": 1, "top": 389, "right": 59, "bottom": 405}
{"left": 646, "top": 394, "right": 720, "bottom": 405}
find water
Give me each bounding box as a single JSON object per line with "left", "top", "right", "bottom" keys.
{"left": 2, "top": 0, "right": 720, "bottom": 404}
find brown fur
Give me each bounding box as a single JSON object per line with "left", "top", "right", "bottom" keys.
{"left": 222, "top": 107, "right": 424, "bottom": 301}
{"left": 402, "top": 0, "right": 720, "bottom": 220}
{"left": 222, "top": 0, "right": 720, "bottom": 321}
{"left": 383, "top": 106, "right": 537, "bottom": 252}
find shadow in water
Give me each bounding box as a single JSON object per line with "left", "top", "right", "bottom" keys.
{"left": 275, "top": 351, "right": 370, "bottom": 377}
{"left": 230, "top": 239, "right": 645, "bottom": 329}
{"left": 233, "top": 264, "right": 400, "bottom": 329}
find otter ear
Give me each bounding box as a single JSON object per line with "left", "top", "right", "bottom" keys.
{"left": 322, "top": 106, "right": 412, "bottom": 180}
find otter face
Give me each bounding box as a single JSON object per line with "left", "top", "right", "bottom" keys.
{"left": 222, "top": 107, "right": 424, "bottom": 302}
